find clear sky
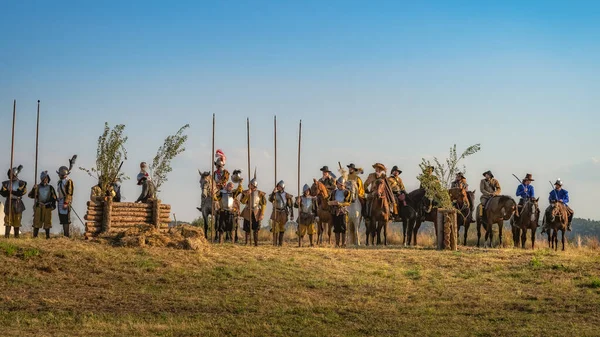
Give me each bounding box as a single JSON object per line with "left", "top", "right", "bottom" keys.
{"left": 1, "top": 0, "right": 599, "bottom": 227}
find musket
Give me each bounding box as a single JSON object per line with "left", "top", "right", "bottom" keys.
{"left": 106, "top": 161, "right": 124, "bottom": 197}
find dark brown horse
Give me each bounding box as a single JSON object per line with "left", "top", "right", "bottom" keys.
{"left": 399, "top": 189, "right": 425, "bottom": 246}
{"left": 511, "top": 198, "right": 540, "bottom": 249}
{"left": 449, "top": 188, "right": 475, "bottom": 246}
{"left": 365, "top": 179, "right": 391, "bottom": 246}
{"left": 476, "top": 195, "right": 518, "bottom": 248}
{"left": 310, "top": 179, "right": 333, "bottom": 245}
{"left": 543, "top": 201, "right": 568, "bottom": 251}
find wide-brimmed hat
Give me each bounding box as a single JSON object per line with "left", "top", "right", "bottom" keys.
{"left": 391, "top": 166, "right": 402, "bottom": 174}
{"left": 372, "top": 163, "right": 386, "bottom": 171}
{"left": 319, "top": 166, "right": 331, "bottom": 173}
{"left": 523, "top": 173, "right": 534, "bottom": 181}
{"left": 456, "top": 172, "right": 465, "bottom": 178}
{"left": 483, "top": 170, "right": 494, "bottom": 178}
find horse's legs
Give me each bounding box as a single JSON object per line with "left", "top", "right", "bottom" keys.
{"left": 375, "top": 221, "right": 381, "bottom": 245}
{"left": 328, "top": 220, "right": 333, "bottom": 245}
{"left": 476, "top": 221, "right": 481, "bottom": 247}
{"left": 512, "top": 227, "right": 519, "bottom": 248}
{"left": 521, "top": 228, "right": 527, "bottom": 249}
{"left": 561, "top": 229, "right": 565, "bottom": 251}
{"left": 498, "top": 222, "right": 503, "bottom": 247}
{"left": 402, "top": 217, "right": 407, "bottom": 246}
{"left": 463, "top": 223, "right": 470, "bottom": 246}
{"left": 413, "top": 221, "right": 422, "bottom": 246}
{"left": 383, "top": 221, "right": 388, "bottom": 246}
{"left": 531, "top": 228, "right": 536, "bottom": 249}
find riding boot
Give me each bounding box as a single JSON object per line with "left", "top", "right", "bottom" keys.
{"left": 245, "top": 232, "right": 250, "bottom": 245}
{"left": 278, "top": 233, "right": 284, "bottom": 247}
{"left": 33, "top": 228, "right": 39, "bottom": 238}
{"left": 45, "top": 229, "right": 51, "bottom": 239}
{"left": 14, "top": 228, "right": 19, "bottom": 238}
{"left": 335, "top": 233, "right": 340, "bottom": 247}
{"left": 62, "top": 224, "right": 70, "bottom": 238}
{"left": 309, "top": 234, "right": 314, "bottom": 247}
{"left": 253, "top": 231, "right": 259, "bottom": 246}
{"left": 4, "top": 226, "right": 10, "bottom": 238}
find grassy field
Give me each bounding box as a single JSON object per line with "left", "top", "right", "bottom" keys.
{"left": 1, "top": 235, "right": 599, "bottom": 337}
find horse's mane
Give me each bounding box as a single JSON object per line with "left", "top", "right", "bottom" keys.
{"left": 311, "top": 180, "right": 329, "bottom": 198}
{"left": 497, "top": 195, "right": 515, "bottom": 205}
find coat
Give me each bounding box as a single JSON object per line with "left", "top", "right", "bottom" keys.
{"left": 240, "top": 189, "right": 267, "bottom": 221}
{"left": 480, "top": 178, "right": 501, "bottom": 201}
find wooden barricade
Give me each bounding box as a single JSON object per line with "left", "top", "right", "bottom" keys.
{"left": 84, "top": 199, "right": 172, "bottom": 239}
{"left": 436, "top": 208, "right": 458, "bottom": 251}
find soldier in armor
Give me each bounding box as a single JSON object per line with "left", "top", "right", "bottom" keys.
{"left": 0, "top": 166, "right": 27, "bottom": 238}
{"left": 240, "top": 176, "right": 267, "bottom": 246}
{"left": 269, "top": 180, "right": 294, "bottom": 246}
{"left": 28, "top": 171, "right": 57, "bottom": 239}
{"left": 214, "top": 150, "right": 230, "bottom": 190}
{"left": 318, "top": 166, "right": 336, "bottom": 194}
{"left": 214, "top": 181, "right": 243, "bottom": 243}
{"left": 57, "top": 156, "right": 76, "bottom": 238}
{"left": 329, "top": 177, "right": 352, "bottom": 247}
{"left": 295, "top": 184, "right": 317, "bottom": 247}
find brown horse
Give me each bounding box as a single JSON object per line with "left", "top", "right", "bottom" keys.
{"left": 310, "top": 179, "right": 333, "bottom": 245}
{"left": 476, "top": 195, "right": 518, "bottom": 248}
{"left": 365, "top": 179, "right": 391, "bottom": 246}
{"left": 543, "top": 202, "right": 568, "bottom": 251}
{"left": 511, "top": 198, "right": 540, "bottom": 249}
{"left": 449, "top": 188, "right": 475, "bottom": 246}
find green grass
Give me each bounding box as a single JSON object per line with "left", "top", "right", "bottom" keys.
{"left": 0, "top": 237, "right": 599, "bottom": 336}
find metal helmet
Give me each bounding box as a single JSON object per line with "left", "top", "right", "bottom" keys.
{"left": 57, "top": 166, "right": 69, "bottom": 177}
{"left": 336, "top": 177, "right": 346, "bottom": 185}
{"left": 277, "top": 180, "right": 285, "bottom": 189}
{"left": 40, "top": 171, "right": 51, "bottom": 183}
{"left": 231, "top": 169, "right": 243, "bottom": 183}
{"left": 249, "top": 178, "right": 258, "bottom": 188}
{"left": 303, "top": 184, "right": 310, "bottom": 193}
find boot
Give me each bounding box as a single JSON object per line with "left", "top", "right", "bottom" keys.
{"left": 33, "top": 228, "right": 40, "bottom": 238}
{"left": 309, "top": 234, "right": 314, "bottom": 247}
{"left": 45, "top": 229, "right": 51, "bottom": 239}
{"left": 335, "top": 233, "right": 340, "bottom": 247}
{"left": 245, "top": 232, "right": 250, "bottom": 245}
{"left": 253, "top": 231, "right": 259, "bottom": 246}
{"left": 272, "top": 232, "right": 277, "bottom": 246}
{"left": 63, "top": 224, "right": 70, "bottom": 238}
{"left": 14, "top": 227, "right": 19, "bottom": 238}
{"left": 278, "top": 233, "right": 284, "bottom": 247}
{"left": 4, "top": 226, "right": 10, "bottom": 238}
{"left": 341, "top": 232, "right": 347, "bottom": 248}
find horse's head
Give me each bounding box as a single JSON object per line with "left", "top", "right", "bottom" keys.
{"left": 499, "top": 196, "right": 518, "bottom": 220}
{"left": 522, "top": 197, "right": 540, "bottom": 223}
{"left": 310, "top": 179, "right": 328, "bottom": 198}
{"left": 448, "top": 187, "right": 469, "bottom": 206}
{"left": 199, "top": 172, "right": 212, "bottom": 198}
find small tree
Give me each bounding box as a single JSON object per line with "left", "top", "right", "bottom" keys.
{"left": 417, "top": 143, "right": 481, "bottom": 209}
{"left": 79, "top": 123, "right": 129, "bottom": 193}
{"left": 151, "top": 124, "right": 189, "bottom": 193}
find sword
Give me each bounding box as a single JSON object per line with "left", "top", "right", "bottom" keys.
{"left": 70, "top": 205, "right": 85, "bottom": 227}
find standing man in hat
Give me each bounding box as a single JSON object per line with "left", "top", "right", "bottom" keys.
{"left": 547, "top": 179, "right": 574, "bottom": 232}
{"left": 1, "top": 166, "right": 27, "bottom": 238}
{"left": 318, "top": 166, "right": 336, "bottom": 194}
{"left": 214, "top": 181, "right": 243, "bottom": 243}
{"left": 514, "top": 173, "right": 535, "bottom": 222}
{"left": 240, "top": 176, "right": 267, "bottom": 246}
{"left": 135, "top": 170, "right": 156, "bottom": 203}
{"left": 28, "top": 171, "right": 57, "bottom": 239}
{"left": 479, "top": 170, "right": 502, "bottom": 218}
{"left": 329, "top": 177, "right": 352, "bottom": 247}
{"left": 269, "top": 180, "right": 294, "bottom": 246}
{"left": 57, "top": 157, "right": 76, "bottom": 238}
{"left": 295, "top": 184, "right": 317, "bottom": 247}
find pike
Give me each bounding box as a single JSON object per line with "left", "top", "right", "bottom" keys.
{"left": 274, "top": 115, "right": 277, "bottom": 187}
{"left": 33, "top": 100, "right": 40, "bottom": 222}
{"left": 296, "top": 120, "right": 301, "bottom": 234}
{"left": 210, "top": 113, "right": 215, "bottom": 243}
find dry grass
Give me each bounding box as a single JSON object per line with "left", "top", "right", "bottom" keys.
{"left": 0, "top": 231, "right": 599, "bottom": 337}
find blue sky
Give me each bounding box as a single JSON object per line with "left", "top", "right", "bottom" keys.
{"left": 1, "top": 0, "right": 599, "bottom": 226}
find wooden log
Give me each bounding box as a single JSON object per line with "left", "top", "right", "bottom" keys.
{"left": 152, "top": 199, "right": 161, "bottom": 228}
{"left": 103, "top": 198, "right": 112, "bottom": 232}
{"left": 84, "top": 214, "right": 103, "bottom": 221}
{"left": 87, "top": 201, "right": 104, "bottom": 208}
{"left": 436, "top": 209, "right": 458, "bottom": 251}
{"left": 111, "top": 202, "right": 170, "bottom": 209}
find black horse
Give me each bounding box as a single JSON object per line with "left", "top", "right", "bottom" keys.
{"left": 398, "top": 188, "right": 427, "bottom": 246}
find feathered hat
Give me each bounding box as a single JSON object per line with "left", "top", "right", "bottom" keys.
{"left": 215, "top": 149, "right": 226, "bottom": 167}
{"left": 57, "top": 155, "right": 77, "bottom": 177}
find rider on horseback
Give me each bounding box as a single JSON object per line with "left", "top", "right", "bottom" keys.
{"left": 514, "top": 173, "right": 535, "bottom": 222}
{"left": 318, "top": 166, "right": 336, "bottom": 194}
{"left": 479, "top": 170, "right": 502, "bottom": 221}
{"left": 545, "top": 179, "right": 573, "bottom": 232}
{"left": 346, "top": 163, "right": 365, "bottom": 200}
{"left": 213, "top": 150, "right": 230, "bottom": 190}
{"left": 364, "top": 163, "right": 388, "bottom": 217}
{"left": 451, "top": 172, "right": 473, "bottom": 223}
